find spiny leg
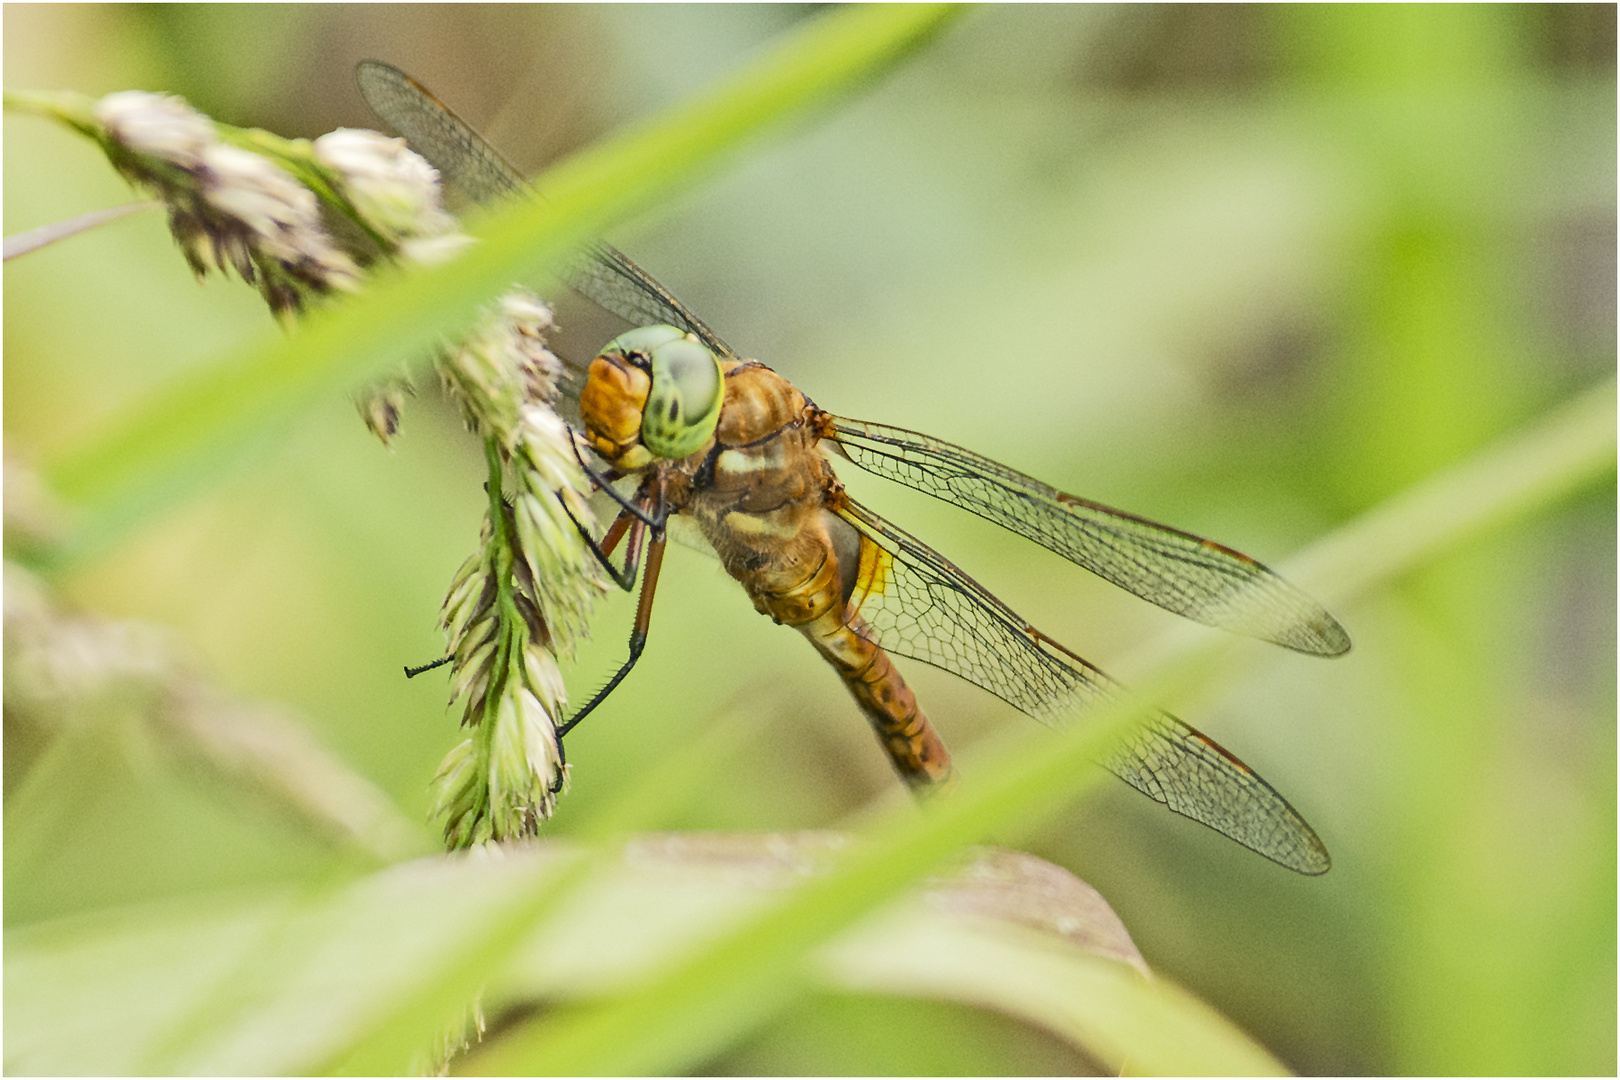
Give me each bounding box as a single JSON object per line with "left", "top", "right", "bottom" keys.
{"left": 575, "top": 500, "right": 645, "bottom": 591}
{"left": 559, "top": 528, "right": 667, "bottom": 740}
{"left": 404, "top": 656, "right": 452, "bottom": 678}
{"left": 550, "top": 524, "right": 668, "bottom": 794}
{"left": 550, "top": 471, "right": 672, "bottom": 793}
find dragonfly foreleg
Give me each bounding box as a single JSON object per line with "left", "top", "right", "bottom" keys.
{"left": 568, "top": 434, "right": 661, "bottom": 527}
{"left": 549, "top": 737, "right": 569, "bottom": 795}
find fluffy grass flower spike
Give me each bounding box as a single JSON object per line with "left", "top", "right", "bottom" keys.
{"left": 430, "top": 293, "right": 606, "bottom": 846}
{"left": 9, "top": 86, "right": 604, "bottom": 846}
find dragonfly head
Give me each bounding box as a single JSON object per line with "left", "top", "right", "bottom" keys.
{"left": 580, "top": 325, "right": 723, "bottom": 469}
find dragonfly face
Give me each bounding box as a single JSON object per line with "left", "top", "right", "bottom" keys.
{"left": 580, "top": 326, "right": 725, "bottom": 469}
{"left": 358, "top": 62, "right": 1352, "bottom": 875}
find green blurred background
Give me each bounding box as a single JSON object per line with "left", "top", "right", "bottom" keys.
{"left": 5, "top": 5, "right": 1614, "bottom": 1074}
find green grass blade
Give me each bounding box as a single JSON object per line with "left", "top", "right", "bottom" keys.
{"left": 4, "top": 835, "right": 1284, "bottom": 1076}
{"left": 36, "top": 3, "right": 963, "bottom": 570}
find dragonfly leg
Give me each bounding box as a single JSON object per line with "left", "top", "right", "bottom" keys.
{"left": 568, "top": 436, "right": 660, "bottom": 525}
{"left": 404, "top": 656, "right": 452, "bottom": 678}
{"left": 550, "top": 735, "right": 568, "bottom": 795}
{"left": 560, "top": 445, "right": 667, "bottom": 590}
{"left": 558, "top": 528, "right": 667, "bottom": 738}
{"left": 562, "top": 466, "right": 675, "bottom": 591}
{"left": 568, "top": 501, "right": 644, "bottom": 591}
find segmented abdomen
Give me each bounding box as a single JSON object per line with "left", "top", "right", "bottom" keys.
{"left": 798, "top": 607, "right": 953, "bottom": 789}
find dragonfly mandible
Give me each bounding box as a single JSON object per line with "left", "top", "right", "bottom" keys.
{"left": 358, "top": 62, "right": 1351, "bottom": 875}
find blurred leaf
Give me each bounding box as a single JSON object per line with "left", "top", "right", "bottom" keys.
{"left": 817, "top": 847, "right": 1289, "bottom": 1076}
{"left": 5, "top": 835, "right": 1286, "bottom": 1076}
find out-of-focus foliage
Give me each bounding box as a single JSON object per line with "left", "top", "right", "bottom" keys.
{"left": 5, "top": 5, "right": 1613, "bottom": 1075}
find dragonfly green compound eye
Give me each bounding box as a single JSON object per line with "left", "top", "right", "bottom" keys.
{"left": 606, "top": 324, "right": 686, "bottom": 357}
{"left": 609, "top": 325, "right": 723, "bottom": 460}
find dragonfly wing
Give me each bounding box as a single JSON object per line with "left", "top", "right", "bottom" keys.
{"left": 834, "top": 495, "right": 1330, "bottom": 874}
{"left": 566, "top": 245, "right": 739, "bottom": 362}
{"left": 357, "top": 62, "right": 739, "bottom": 362}
{"left": 826, "top": 417, "right": 1350, "bottom": 657}
{"left": 356, "top": 61, "right": 530, "bottom": 205}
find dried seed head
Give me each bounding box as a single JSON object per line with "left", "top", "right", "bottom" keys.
{"left": 93, "top": 90, "right": 214, "bottom": 175}
{"left": 441, "top": 290, "right": 564, "bottom": 447}
{"left": 90, "top": 89, "right": 361, "bottom": 316}
{"left": 440, "top": 292, "right": 604, "bottom": 650}
{"left": 197, "top": 141, "right": 362, "bottom": 312}
{"left": 398, "top": 231, "right": 476, "bottom": 267}
{"left": 313, "top": 127, "right": 457, "bottom": 244}
{"left": 501, "top": 293, "right": 564, "bottom": 404}
{"left": 356, "top": 373, "right": 413, "bottom": 446}
{"left": 429, "top": 521, "right": 580, "bottom": 846}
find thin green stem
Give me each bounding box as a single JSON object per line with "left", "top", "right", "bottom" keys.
{"left": 4, "top": 88, "right": 99, "bottom": 139}
{"left": 477, "top": 437, "right": 515, "bottom": 731}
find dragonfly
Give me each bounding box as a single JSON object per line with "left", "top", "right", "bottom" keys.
{"left": 358, "top": 61, "right": 1351, "bottom": 875}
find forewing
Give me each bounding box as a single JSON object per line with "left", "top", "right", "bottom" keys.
{"left": 356, "top": 61, "right": 530, "bottom": 205}
{"left": 835, "top": 496, "right": 1330, "bottom": 875}
{"left": 356, "top": 62, "right": 738, "bottom": 362}
{"left": 827, "top": 417, "right": 1350, "bottom": 657}
{"left": 567, "top": 247, "right": 739, "bottom": 362}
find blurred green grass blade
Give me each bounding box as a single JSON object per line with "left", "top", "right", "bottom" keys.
{"left": 37, "top": 3, "right": 962, "bottom": 569}
{"left": 464, "top": 707, "right": 1138, "bottom": 1076}
{"left": 463, "top": 376, "right": 1618, "bottom": 1076}
{"left": 8, "top": 837, "right": 1280, "bottom": 1075}
{"left": 1288, "top": 377, "right": 1617, "bottom": 605}
{"left": 823, "top": 917, "right": 1289, "bottom": 1076}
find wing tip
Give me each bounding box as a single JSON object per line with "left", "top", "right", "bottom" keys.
{"left": 1287, "top": 841, "right": 1333, "bottom": 876}
{"left": 1278, "top": 611, "right": 1353, "bottom": 658}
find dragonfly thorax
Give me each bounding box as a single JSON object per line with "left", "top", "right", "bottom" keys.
{"left": 579, "top": 325, "right": 724, "bottom": 470}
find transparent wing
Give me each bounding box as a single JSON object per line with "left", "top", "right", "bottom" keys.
{"left": 567, "top": 248, "right": 738, "bottom": 362}
{"left": 355, "top": 61, "right": 738, "bottom": 361}
{"left": 827, "top": 416, "right": 1350, "bottom": 657}
{"left": 835, "top": 495, "right": 1331, "bottom": 875}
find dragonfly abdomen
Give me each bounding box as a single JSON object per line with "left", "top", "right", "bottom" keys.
{"left": 755, "top": 541, "right": 952, "bottom": 790}
{"left": 697, "top": 461, "right": 955, "bottom": 788}
{"left": 803, "top": 609, "right": 953, "bottom": 789}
